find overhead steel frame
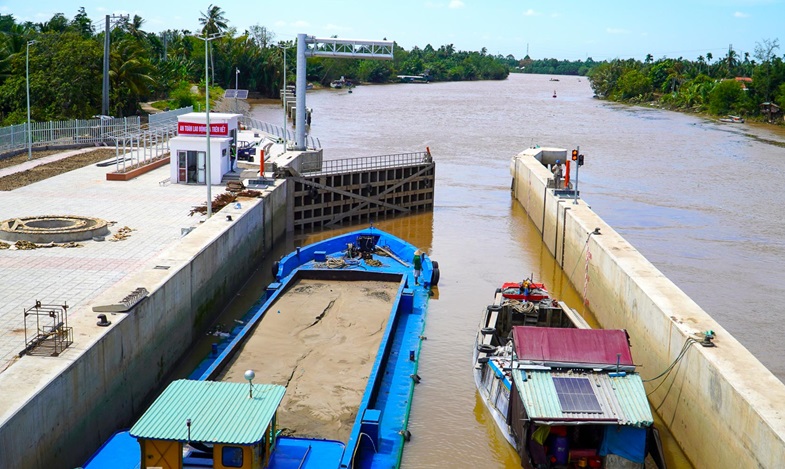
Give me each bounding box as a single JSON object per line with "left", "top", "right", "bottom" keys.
{"left": 295, "top": 34, "right": 394, "bottom": 150}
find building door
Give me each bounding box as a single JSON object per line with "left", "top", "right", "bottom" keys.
{"left": 196, "top": 151, "right": 206, "bottom": 184}
{"left": 178, "top": 151, "right": 187, "bottom": 182}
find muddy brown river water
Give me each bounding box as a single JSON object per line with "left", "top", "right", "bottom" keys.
{"left": 238, "top": 73, "right": 785, "bottom": 468}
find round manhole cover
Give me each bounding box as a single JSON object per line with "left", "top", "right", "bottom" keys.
{"left": 0, "top": 215, "right": 110, "bottom": 243}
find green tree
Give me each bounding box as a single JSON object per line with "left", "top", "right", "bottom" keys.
{"left": 199, "top": 4, "right": 228, "bottom": 83}
{"left": 754, "top": 38, "right": 780, "bottom": 102}
{"left": 614, "top": 69, "right": 652, "bottom": 100}
{"left": 109, "top": 38, "right": 155, "bottom": 116}
{"left": 708, "top": 79, "right": 744, "bottom": 115}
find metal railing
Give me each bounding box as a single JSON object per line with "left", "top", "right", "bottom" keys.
{"left": 307, "top": 151, "right": 432, "bottom": 176}
{"left": 149, "top": 106, "right": 193, "bottom": 127}
{"left": 0, "top": 117, "right": 141, "bottom": 154}
{"left": 239, "top": 116, "right": 321, "bottom": 150}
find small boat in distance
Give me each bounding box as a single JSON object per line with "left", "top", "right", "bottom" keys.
{"left": 719, "top": 115, "right": 745, "bottom": 123}
{"left": 330, "top": 76, "right": 347, "bottom": 88}
{"left": 397, "top": 74, "right": 430, "bottom": 83}
{"left": 473, "top": 279, "right": 667, "bottom": 469}
{"left": 83, "top": 227, "right": 439, "bottom": 469}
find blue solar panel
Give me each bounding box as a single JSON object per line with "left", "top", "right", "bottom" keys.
{"left": 223, "top": 89, "right": 248, "bottom": 99}
{"left": 552, "top": 377, "right": 602, "bottom": 413}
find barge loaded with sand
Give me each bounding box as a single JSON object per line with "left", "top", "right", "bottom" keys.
{"left": 83, "top": 227, "right": 438, "bottom": 469}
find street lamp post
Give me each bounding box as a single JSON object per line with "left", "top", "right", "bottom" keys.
{"left": 235, "top": 67, "right": 239, "bottom": 113}
{"left": 274, "top": 43, "right": 293, "bottom": 154}
{"left": 26, "top": 40, "right": 36, "bottom": 161}
{"left": 193, "top": 32, "right": 224, "bottom": 219}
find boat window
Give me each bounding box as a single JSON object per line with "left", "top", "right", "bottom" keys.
{"left": 222, "top": 446, "right": 244, "bottom": 467}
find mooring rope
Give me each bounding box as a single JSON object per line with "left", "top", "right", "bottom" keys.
{"left": 501, "top": 299, "right": 535, "bottom": 315}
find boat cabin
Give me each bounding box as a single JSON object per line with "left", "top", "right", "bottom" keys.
{"left": 130, "top": 380, "right": 284, "bottom": 469}
{"left": 506, "top": 327, "right": 664, "bottom": 469}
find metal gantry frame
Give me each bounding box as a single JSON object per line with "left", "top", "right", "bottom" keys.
{"left": 294, "top": 34, "right": 394, "bottom": 150}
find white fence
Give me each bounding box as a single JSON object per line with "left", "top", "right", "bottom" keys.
{"left": 239, "top": 116, "right": 321, "bottom": 150}
{"left": 149, "top": 106, "right": 193, "bottom": 127}
{"left": 0, "top": 117, "right": 141, "bottom": 155}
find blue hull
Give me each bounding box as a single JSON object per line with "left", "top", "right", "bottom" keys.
{"left": 83, "top": 227, "right": 434, "bottom": 469}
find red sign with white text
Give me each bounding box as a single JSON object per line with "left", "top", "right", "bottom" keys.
{"left": 178, "top": 122, "right": 229, "bottom": 136}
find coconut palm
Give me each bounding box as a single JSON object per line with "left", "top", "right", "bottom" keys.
{"left": 199, "top": 4, "right": 228, "bottom": 83}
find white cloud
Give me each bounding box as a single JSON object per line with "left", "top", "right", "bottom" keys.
{"left": 523, "top": 9, "right": 538, "bottom": 16}
{"left": 734, "top": 11, "right": 750, "bottom": 17}
{"left": 274, "top": 20, "right": 286, "bottom": 27}
{"left": 606, "top": 28, "right": 630, "bottom": 34}
{"left": 449, "top": 0, "right": 465, "bottom": 8}
{"left": 292, "top": 20, "right": 310, "bottom": 28}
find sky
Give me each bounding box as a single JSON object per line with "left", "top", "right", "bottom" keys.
{"left": 2, "top": 0, "right": 783, "bottom": 61}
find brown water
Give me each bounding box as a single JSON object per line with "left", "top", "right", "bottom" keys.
{"left": 245, "top": 74, "right": 785, "bottom": 468}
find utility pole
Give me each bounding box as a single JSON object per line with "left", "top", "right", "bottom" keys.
{"left": 102, "top": 14, "right": 128, "bottom": 116}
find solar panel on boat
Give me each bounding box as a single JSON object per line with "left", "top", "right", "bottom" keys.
{"left": 552, "top": 377, "right": 602, "bottom": 413}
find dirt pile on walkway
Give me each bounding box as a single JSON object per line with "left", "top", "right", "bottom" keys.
{"left": 0, "top": 149, "right": 116, "bottom": 191}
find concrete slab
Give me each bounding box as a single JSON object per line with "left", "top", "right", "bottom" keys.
{"left": 0, "top": 152, "right": 210, "bottom": 371}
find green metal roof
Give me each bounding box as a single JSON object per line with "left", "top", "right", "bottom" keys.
{"left": 130, "top": 380, "right": 285, "bottom": 445}
{"left": 511, "top": 369, "right": 653, "bottom": 427}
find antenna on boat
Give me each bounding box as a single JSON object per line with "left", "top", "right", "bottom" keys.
{"left": 186, "top": 418, "right": 191, "bottom": 443}
{"left": 245, "top": 369, "right": 256, "bottom": 398}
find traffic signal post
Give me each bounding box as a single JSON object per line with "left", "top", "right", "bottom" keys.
{"left": 571, "top": 147, "right": 584, "bottom": 205}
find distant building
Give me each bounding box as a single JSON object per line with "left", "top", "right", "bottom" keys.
{"left": 168, "top": 112, "right": 241, "bottom": 184}
{"left": 734, "top": 77, "right": 752, "bottom": 90}
{"left": 760, "top": 102, "right": 781, "bottom": 122}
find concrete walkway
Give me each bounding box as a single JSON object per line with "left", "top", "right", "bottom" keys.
{"left": 0, "top": 152, "right": 210, "bottom": 371}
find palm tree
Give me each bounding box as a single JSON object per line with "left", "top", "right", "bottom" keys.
{"left": 110, "top": 38, "right": 155, "bottom": 115}
{"left": 706, "top": 52, "right": 713, "bottom": 77}
{"left": 199, "top": 4, "right": 228, "bottom": 83}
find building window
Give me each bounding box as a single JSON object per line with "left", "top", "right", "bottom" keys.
{"left": 222, "top": 446, "right": 243, "bottom": 467}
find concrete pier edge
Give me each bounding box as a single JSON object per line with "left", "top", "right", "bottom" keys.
{"left": 511, "top": 147, "right": 785, "bottom": 468}
{"left": 0, "top": 181, "right": 288, "bottom": 468}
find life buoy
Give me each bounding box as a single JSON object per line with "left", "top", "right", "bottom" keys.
{"left": 271, "top": 260, "right": 280, "bottom": 277}
{"left": 481, "top": 327, "right": 496, "bottom": 335}
{"left": 430, "top": 267, "right": 440, "bottom": 286}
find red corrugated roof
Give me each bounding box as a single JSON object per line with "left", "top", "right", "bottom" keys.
{"left": 512, "top": 326, "right": 634, "bottom": 366}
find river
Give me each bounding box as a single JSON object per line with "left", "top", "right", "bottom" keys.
{"left": 241, "top": 73, "right": 785, "bottom": 468}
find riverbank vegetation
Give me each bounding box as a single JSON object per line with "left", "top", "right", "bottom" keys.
{"left": 586, "top": 40, "right": 784, "bottom": 122}
{"left": 0, "top": 6, "right": 510, "bottom": 126}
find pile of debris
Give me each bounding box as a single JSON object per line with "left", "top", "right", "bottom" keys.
{"left": 0, "top": 240, "right": 83, "bottom": 250}
{"left": 109, "top": 226, "right": 134, "bottom": 242}
{"left": 189, "top": 189, "right": 263, "bottom": 216}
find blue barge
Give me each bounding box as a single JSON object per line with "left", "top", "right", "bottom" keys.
{"left": 83, "top": 227, "right": 438, "bottom": 469}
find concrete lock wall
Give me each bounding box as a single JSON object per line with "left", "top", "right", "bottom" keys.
{"left": 510, "top": 149, "right": 785, "bottom": 469}
{"left": 0, "top": 183, "right": 288, "bottom": 469}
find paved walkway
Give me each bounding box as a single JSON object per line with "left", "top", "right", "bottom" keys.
{"left": 0, "top": 152, "right": 210, "bottom": 370}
